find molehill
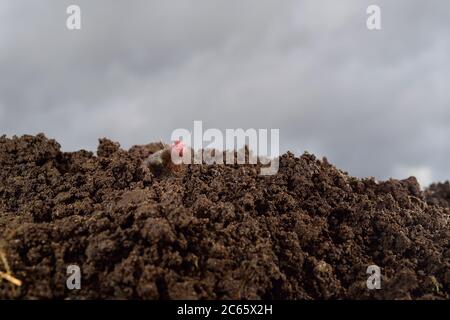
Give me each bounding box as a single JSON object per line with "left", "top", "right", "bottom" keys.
{"left": 0, "top": 134, "right": 449, "bottom": 299}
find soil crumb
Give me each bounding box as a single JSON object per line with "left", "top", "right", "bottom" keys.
{"left": 0, "top": 134, "right": 449, "bottom": 299}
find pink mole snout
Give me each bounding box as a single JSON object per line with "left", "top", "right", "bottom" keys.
{"left": 171, "top": 140, "right": 185, "bottom": 157}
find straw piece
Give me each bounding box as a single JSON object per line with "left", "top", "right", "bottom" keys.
{"left": 0, "top": 271, "right": 22, "bottom": 287}
{"left": 0, "top": 250, "right": 11, "bottom": 274}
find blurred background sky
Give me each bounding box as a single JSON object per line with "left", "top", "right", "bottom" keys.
{"left": 0, "top": 0, "right": 448, "bottom": 186}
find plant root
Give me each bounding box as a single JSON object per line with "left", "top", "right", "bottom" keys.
{"left": 0, "top": 271, "right": 22, "bottom": 287}
{"left": 0, "top": 248, "right": 22, "bottom": 287}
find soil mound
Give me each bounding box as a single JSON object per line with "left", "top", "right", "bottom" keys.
{"left": 426, "top": 182, "right": 450, "bottom": 209}
{"left": 0, "top": 134, "right": 449, "bottom": 299}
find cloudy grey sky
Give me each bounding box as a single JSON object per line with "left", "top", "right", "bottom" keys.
{"left": 0, "top": 0, "right": 449, "bottom": 185}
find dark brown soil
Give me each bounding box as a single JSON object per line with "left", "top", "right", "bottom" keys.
{"left": 426, "top": 182, "right": 450, "bottom": 209}
{"left": 0, "top": 134, "right": 449, "bottom": 299}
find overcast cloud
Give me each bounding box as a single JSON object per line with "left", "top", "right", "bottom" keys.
{"left": 0, "top": 0, "right": 449, "bottom": 186}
